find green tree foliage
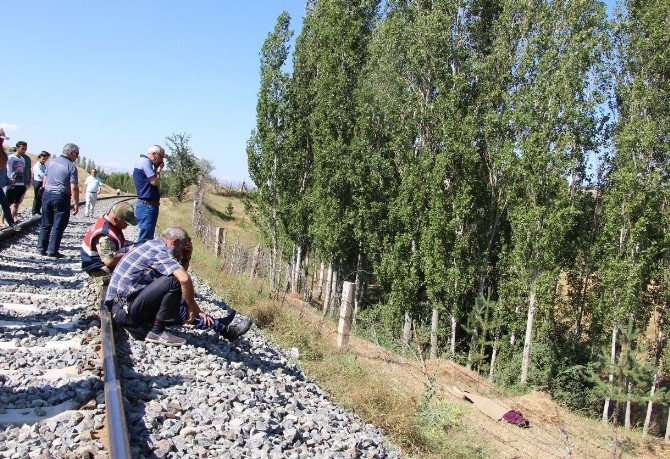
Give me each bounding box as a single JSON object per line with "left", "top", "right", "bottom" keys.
{"left": 164, "top": 133, "right": 202, "bottom": 202}
{"left": 97, "top": 170, "right": 134, "bottom": 194}
{"left": 246, "top": 0, "right": 670, "bottom": 432}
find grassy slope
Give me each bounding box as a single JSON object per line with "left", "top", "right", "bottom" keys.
{"left": 157, "top": 190, "right": 670, "bottom": 459}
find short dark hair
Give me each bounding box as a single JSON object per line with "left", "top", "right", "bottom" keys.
{"left": 38, "top": 151, "right": 50, "bottom": 158}
{"left": 16, "top": 141, "right": 27, "bottom": 148}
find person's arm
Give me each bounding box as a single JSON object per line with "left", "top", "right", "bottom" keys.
{"left": 97, "top": 235, "right": 125, "bottom": 269}
{"left": 172, "top": 267, "right": 201, "bottom": 323}
{"left": 70, "top": 165, "right": 79, "bottom": 214}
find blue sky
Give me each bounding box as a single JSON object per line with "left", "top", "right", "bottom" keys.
{"left": 2, "top": 1, "right": 306, "bottom": 185}
{"left": 2, "top": 0, "right": 617, "bottom": 185}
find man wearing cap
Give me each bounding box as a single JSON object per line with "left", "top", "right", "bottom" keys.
{"left": 0, "top": 128, "right": 18, "bottom": 229}
{"left": 133, "top": 145, "right": 164, "bottom": 242}
{"left": 81, "top": 201, "right": 138, "bottom": 285}
{"left": 37, "top": 143, "right": 80, "bottom": 258}
{"left": 83, "top": 167, "right": 103, "bottom": 217}
{"left": 105, "top": 226, "right": 253, "bottom": 346}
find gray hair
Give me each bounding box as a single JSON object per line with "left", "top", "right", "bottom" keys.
{"left": 63, "top": 143, "right": 79, "bottom": 156}
{"left": 162, "top": 227, "right": 188, "bottom": 241}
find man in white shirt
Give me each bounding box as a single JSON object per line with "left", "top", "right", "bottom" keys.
{"left": 31, "top": 151, "right": 50, "bottom": 215}
{"left": 84, "top": 168, "right": 103, "bottom": 217}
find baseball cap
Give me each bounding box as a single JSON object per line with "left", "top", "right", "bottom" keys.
{"left": 111, "top": 202, "right": 138, "bottom": 225}
{"left": 0, "top": 128, "right": 9, "bottom": 140}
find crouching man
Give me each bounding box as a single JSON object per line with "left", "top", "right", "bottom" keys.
{"left": 104, "top": 226, "right": 252, "bottom": 346}
{"left": 81, "top": 201, "right": 138, "bottom": 285}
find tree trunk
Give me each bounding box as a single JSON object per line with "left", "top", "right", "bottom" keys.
{"left": 520, "top": 266, "right": 539, "bottom": 385}
{"left": 643, "top": 372, "right": 658, "bottom": 437}
{"left": 489, "top": 334, "right": 499, "bottom": 380}
{"left": 603, "top": 318, "right": 618, "bottom": 422}
{"left": 665, "top": 403, "right": 670, "bottom": 440}
{"left": 292, "top": 245, "right": 303, "bottom": 294}
{"left": 322, "top": 262, "right": 333, "bottom": 315}
{"left": 353, "top": 250, "right": 363, "bottom": 326}
{"left": 450, "top": 314, "right": 457, "bottom": 360}
{"left": 624, "top": 378, "right": 632, "bottom": 430}
{"left": 316, "top": 262, "right": 325, "bottom": 301}
{"left": 329, "top": 269, "right": 338, "bottom": 315}
{"left": 402, "top": 311, "right": 411, "bottom": 347}
{"left": 430, "top": 307, "right": 439, "bottom": 359}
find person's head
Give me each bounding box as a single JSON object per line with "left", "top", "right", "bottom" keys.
{"left": 107, "top": 202, "right": 138, "bottom": 229}
{"left": 146, "top": 145, "right": 165, "bottom": 167}
{"left": 37, "top": 151, "right": 50, "bottom": 164}
{"left": 62, "top": 143, "right": 80, "bottom": 162}
{"left": 90, "top": 168, "right": 97, "bottom": 176}
{"left": 15, "top": 141, "right": 27, "bottom": 156}
{"left": 0, "top": 128, "right": 9, "bottom": 147}
{"left": 161, "top": 227, "right": 190, "bottom": 258}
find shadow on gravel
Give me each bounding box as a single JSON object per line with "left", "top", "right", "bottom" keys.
{"left": 0, "top": 263, "right": 78, "bottom": 277}
{"left": 114, "top": 327, "right": 185, "bottom": 458}
{"left": 0, "top": 277, "right": 83, "bottom": 291}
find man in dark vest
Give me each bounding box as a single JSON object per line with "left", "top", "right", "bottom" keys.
{"left": 81, "top": 201, "right": 138, "bottom": 285}
{"left": 133, "top": 145, "right": 164, "bottom": 242}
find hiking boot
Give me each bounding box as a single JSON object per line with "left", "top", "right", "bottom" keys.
{"left": 222, "top": 315, "right": 253, "bottom": 342}
{"left": 146, "top": 330, "right": 186, "bottom": 347}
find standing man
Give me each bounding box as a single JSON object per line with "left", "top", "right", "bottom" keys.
{"left": 133, "top": 145, "right": 164, "bottom": 242}
{"left": 84, "top": 167, "right": 103, "bottom": 217}
{"left": 0, "top": 128, "right": 17, "bottom": 229}
{"left": 31, "top": 151, "right": 50, "bottom": 215}
{"left": 5, "top": 141, "right": 28, "bottom": 222}
{"left": 38, "top": 143, "right": 80, "bottom": 258}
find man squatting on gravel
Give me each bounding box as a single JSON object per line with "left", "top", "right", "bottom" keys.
{"left": 80, "top": 201, "right": 139, "bottom": 285}
{"left": 103, "top": 226, "right": 253, "bottom": 346}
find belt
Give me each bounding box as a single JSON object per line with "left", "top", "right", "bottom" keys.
{"left": 88, "top": 191, "right": 98, "bottom": 194}
{"left": 139, "top": 199, "right": 160, "bottom": 208}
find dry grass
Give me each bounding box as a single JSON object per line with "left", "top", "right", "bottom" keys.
{"left": 155, "top": 191, "right": 670, "bottom": 459}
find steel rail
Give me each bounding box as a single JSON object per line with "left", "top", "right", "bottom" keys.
{"left": 0, "top": 194, "right": 137, "bottom": 242}
{"left": 99, "top": 286, "right": 132, "bottom": 458}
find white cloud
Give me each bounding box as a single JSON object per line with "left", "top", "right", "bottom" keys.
{"left": 0, "top": 123, "right": 20, "bottom": 132}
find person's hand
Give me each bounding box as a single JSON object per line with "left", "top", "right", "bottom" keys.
{"left": 72, "top": 203, "right": 79, "bottom": 215}
{"left": 183, "top": 238, "right": 193, "bottom": 261}
{"left": 186, "top": 303, "right": 200, "bottom": 324}
{"left": 199, "top": 313, "right": 214, "bottom": 327}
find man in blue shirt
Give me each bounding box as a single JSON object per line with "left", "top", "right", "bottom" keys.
{"left": 0, "top": 129, "right": 17, "bottom": 229}
{"left": 105, "top": 226, "right": 252, "bottom": 346}
{"left": 133, "top": 145, "right": 164, "bottom": 242}
{"left": 37, "top": 143, "right": 80, "bottom": 258}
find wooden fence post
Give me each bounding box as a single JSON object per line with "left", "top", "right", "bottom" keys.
{"left": 337, "top": 281, "right": 355, "bottom": 348}
{"left": 215, "top": 227, "right": 224, "bottom": 257}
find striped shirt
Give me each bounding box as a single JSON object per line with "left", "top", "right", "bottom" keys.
{"left": 105, "top": 238, "right": 182, "bottom": 303}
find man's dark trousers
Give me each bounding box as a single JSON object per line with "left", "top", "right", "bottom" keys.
{"left": 38, "top": 191, "right": 71, "bottom": 255}
{"left": 32, "top": 180, "right": 44, "bottom": 215}
{"left": 129, "top": 275, "right": 182, "bottom": 325}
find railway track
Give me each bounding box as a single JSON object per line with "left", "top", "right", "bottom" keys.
{"left": 0, "top": 197, "right": 398, "bottom": 458}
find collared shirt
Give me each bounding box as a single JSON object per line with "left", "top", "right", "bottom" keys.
{"left": 44, "top": 155, "right": 78, "bottom": 195}
{"left": 132, "top": 156, "right": 160, "bottom": 201}
{"left": 33, "top": 162, "right": 47, "bottom": 182}
{"left": 105, "top": 237, "right": 182, "bottom": 303}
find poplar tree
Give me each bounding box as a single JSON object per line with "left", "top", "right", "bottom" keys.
{"left": 247, "top": 12, "right": 293, "bottom": 290}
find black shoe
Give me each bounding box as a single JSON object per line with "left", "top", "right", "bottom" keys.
{"left": 222, "top": 315, "right": 253, "bottom": 342}
{"left": 47, "top": 252, "right": 65, "bottom": 259}
{"left": 39, "top": 250, "right": 47, "bottom": 256}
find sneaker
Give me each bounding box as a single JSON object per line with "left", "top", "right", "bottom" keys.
{"left": 145, "top": 330, "right": 186, "bottom": 347}
{"left": 47, "top": 252, "right": 65, "bottom": 259}
{"left": 39, "top": 250, "right": 47, "bottom": 256}
{"left": 222, "top": 315, "right": 253, "bottom": 342}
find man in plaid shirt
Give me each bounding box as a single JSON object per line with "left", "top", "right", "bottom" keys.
{"left": 104, "top": 226, "right": 252, "bottom": 346}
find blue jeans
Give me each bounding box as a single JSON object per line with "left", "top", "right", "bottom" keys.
{"left": 0, "top": 187, "right": 14, "bottom": 226}
{"left": 38, "top": 191, "right": 71, "bottom": 254}
{"left": 135, "top": 201, "right": 159, "bottom": 243}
